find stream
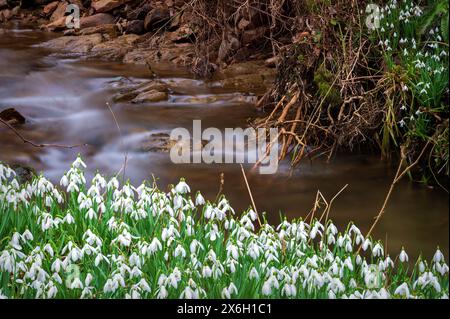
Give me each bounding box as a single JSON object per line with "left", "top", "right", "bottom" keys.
{"left": 0, "top": 27, "right": 448, "bottom": 259}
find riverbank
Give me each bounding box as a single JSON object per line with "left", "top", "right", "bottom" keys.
{"left": 2, "top": 0, "right": 449, "bottom": 184}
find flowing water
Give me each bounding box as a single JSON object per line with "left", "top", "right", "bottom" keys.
{"left": 0, "top": 27, "right": 448, "bottom": 259}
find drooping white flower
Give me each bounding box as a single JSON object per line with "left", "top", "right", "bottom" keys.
{"left": 394, "top": 283, "right": 410, "bottom": 298}
{"left": 175, "top": 179, "right": 190, "bottom": 194}
{"left": 399, "top": 248, "right": 409, "bottom": 263}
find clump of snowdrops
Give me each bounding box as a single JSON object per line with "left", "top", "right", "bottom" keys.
{"left": 0, "top": 156, "right": 448, "bottom": 299}
{"left": 374, "top": 0, "right": 449, "bottom": 177}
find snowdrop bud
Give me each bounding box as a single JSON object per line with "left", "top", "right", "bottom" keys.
{"left": 85, "top": 273, "right": 93, "bottom": 286}
{"left": 433, "top": 249, "right": 444, "bottom": 263}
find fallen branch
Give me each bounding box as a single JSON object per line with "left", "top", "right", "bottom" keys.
{"left": 0, "top": 118, "right": 87, "bottom": 149}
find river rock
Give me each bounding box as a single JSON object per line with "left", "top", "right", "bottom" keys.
{"left": 10, "top": 164, "right": 35, "bottom": 184}
{"left": 91, "top": 0, "right": 131, "bottom": 13}
{"left": 123, "top": 42, "right": 194, "bottom": 66}
{"left": 241, "top": 26, "right": 268, "bottom": 45}
{"left": 112, "top": 80, "right": 168, "bottom": 102}
{"left": 134, "top": 81, "right": 168, "bottom": 94}
{"left": 43, "top": 16, "right": 67, "bottom": 31}
{"left": 131, "top": 90, "right": 168, "bottom": 103}
{"left": 125, "top": 19, "right": 144, "bottom": 35}
{"left": 90, "top": 34, "right": 139, "bottom": 60}
{"left": 40, "top": 33, "right": 104, "bottom": 53}
{"left": 211, "top": 61, "right": 276, "bottom": 93}
{"left": 126, "top": 1, "right": 151, "bottom": 20}
{"left": 79, "top": 23, "right": 117, "bottom": 37}
{"left": 168, "top": 24, "right": 195, "bottom": 43}
{"left": 42, "top": 1, "right": 59, "bottom": 16}
{"left": 139, "top": 132, "right": 177, "bottom": 153}
{"left": 144, "top": 7, "right": 170, "bottom": 31}
{"left": 80, "top": 13, "right": 114, "bottom": 28}
{"left": 0, "top": 108, "right": 26, "bottom": 125}
{"left": 112, "top": 90, "right": 139, "bottom": 103}
{"left": 49, "top": 1, "right": 67, "bottom": 22}
{"left": 0, "top": 8, "right": 11, "bottom": 22}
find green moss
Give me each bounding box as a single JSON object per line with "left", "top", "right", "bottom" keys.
{"left": 313, "top": 65, "right": 342, "bottom": 107}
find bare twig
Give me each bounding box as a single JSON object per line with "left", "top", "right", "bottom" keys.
{"left": 0, "top": 118, "right": 87, "bottom": 149}
{"left": 357, "top": 142, "right": 431, "bottom": 254}
{"left": 240, "top": 164, "right": 261, "bottom": 227}
{"left": 105, "top": 102, "right": 128, "bottom": 182}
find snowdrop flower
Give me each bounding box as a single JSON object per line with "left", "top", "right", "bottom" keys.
{"left": 261, "top": 281, "right": 272, "bottom": 296}
{"left": 418, "top": 261, "right": 426, "bottom": 273}
{"left": 43, "top": 244, "right": 54, "bottom": 257}
{"left": 174, "top": 245, "right": 187, "bottom": 258}
{"left": 249, "top": 267, "right": 259, "bottom": 280}
{"left": 433, "top": 249, "right": 444, "bottom": 263}
{"left": 21, "top": 229, "right": 34, "bottom": 242}
{"left": 103, "top": 279, "right": 119, "bottom": 294}
{"left": 394, "top": 283, "right": 410, "bottom": 298}
{"left": 248, "top": 209, "right": 258, "bottom": 222}
{"left": 399, "top": 248, "right": 409, "bottom": 263}
{"left": 189, "top": 239, "right": 204, "bottom": 254}
{"left": 195, "top": 192, "right": 205, "bottom": 205}
{"left": 202, "top": 266, "right": 212, "bottom": 278}
{"left": 282, "top": 283, "right": 297, "bottom": 297}
{"left": 226, "top": 244, "right": 239, "bottom": 260}
{"left": 85, "top": 208, "right": 97, "bottom": 220}
{"left": 60, "top": 175, "right": 69, "bottom": 187}
{"left": 73, "top": 156, "right": 87, "bottom": 169}
{"left": 67, "top": 182, "right": 79, "bottom": 193}
{"left": 70, "top": 278, "right": 84, "bottom": 290}
{"left": 175, "top": 179, "right": 190, "bottom": 194}
{"left": 63, "top": 213, "right": 75, "bottom": 225}
{"left": 372, "top": 243, "right": 384, "bottom": 257}
{"left": 435, "top": 262, "right": 449, "bottom": 276}
{"left": 157, "top": 286, "right": 168, "bottom": 299}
